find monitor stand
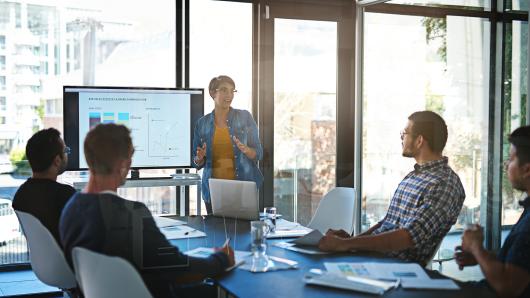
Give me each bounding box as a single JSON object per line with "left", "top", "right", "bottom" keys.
{"left": 130, "top": 169, "right": 140, "bottom": 180}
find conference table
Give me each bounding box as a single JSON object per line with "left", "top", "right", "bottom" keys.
{"left": 169, "top": 216, "right": 495, "bottom": 298}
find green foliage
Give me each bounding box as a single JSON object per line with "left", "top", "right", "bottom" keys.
{"left": 9, "top": 147, "right": 31, "bottom": 176}
{"left": 425, "top": 95, "right": 445, "bottom": 115}
{"left": 9, "top": 147, "right": 25, "bottom": 164}
{"left": 422, "top": 17, "right": 447, "bottom": 62}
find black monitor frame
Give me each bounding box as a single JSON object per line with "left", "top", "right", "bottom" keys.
{"left": 63, "top": 85, "right": 204, "bottom": 171}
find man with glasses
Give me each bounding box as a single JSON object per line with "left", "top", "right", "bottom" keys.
{"left": 13, "top": 128, "right": 76, "bottom": 243}
{"left": 319, "top": 111, "right": 466, "bottom": 266}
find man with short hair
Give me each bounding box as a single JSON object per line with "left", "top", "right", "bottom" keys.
{"left": 455, "top": 126, "right": 530, "bottom": 297}
{"left": 13, "top": 128, "right": 76, "bottom": 243}
{"left": 319, "top": 111, "right": 466, "bottom": 266}
{"left": 60, "top": 123, "right": 234, "bottom": 298}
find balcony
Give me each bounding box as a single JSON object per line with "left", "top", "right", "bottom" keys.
{"left": 12, "top": 93, "right": 40, "bottom": 107}
{"left": 12, "top": 74, "right": 40, "bottom": 86}
{"left": 11, "top": 55, "right": 40, "bottom": 67}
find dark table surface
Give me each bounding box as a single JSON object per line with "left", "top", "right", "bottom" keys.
{"left": 170, "top": 216, "right": 496, "bottom": 298}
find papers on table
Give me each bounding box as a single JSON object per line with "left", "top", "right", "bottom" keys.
{"left": 274, "top": 230, "right": 327, "bottom": 254}
{"left": 153, "top": 216, "right": 206, "bottom": 240}
{"left": 274, "top": 241, "right": 330, "bottom": 255}
{"left": 239, "top": 255, "right": 299, "bottom": 273}
{"left": 266, "top": 219, "right": 312, "bottom": 239}
{"left": 159, "top": 224, "right": 206, "bottom": 240}
{"left": 291, "top": 229, "right": 323, "bottom": 246}
{"left": 153, "top": 216, "right": 186, "bottom": 228}
{"left": 186, "top": 247, "right": 251, "bottom": 263}
{"left": 325, "top": 262, "right": 430, "bottom": 281}
{"left": 324, "top": 262, "right": 460, "bottom": 291}
{"left": 185, "top": 247, "right": 251, "bottom": 271}
{"left": 304, "top": 269, "right": 397, "bottom": 295}
{"left": 401, "top": 279, "right": 460, "bottom": 290}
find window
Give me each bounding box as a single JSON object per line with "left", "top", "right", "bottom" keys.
{"left": 390, "top": 0, "right": 491, "bottom": 9}
{"left": 504, "top": 0, "right": 529, "bottom": 11}
{"left": 362, "top": 13, "right": 490, "bottom": 271}
{"left": 0, "top": 0, "right": 176, "bottom": 266}
{"left": 189, "top": 0, "right": 252, "bottom": 214}
{"left": 502, "top": 20, "right": 528, "bottom": 226}
{"left": 189, "top": 0, "right": 252, "bottom": 113}
{"left": 0, "top": 97, "right": 5, "bottom": 111}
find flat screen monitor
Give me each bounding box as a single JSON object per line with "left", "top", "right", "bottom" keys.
{"left": 63, "top": 86, "right": 204, "bottom": 170}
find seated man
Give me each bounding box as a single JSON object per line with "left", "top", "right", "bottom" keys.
{"left": 319, "top": 111, "right": 466, "bottom": 265}
{"left": 13, "top": 128, "right": 76, "bottom": 243}
{"left": 455, "top": 126, "right": 530, "bottom": 297}
{"left": 60, "top": 123, "right": 234, "bottom": 298}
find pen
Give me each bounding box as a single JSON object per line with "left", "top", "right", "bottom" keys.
{"left": 184, "top": 229, "right": 197, "bottom": 235}
{"left": 223, "top": 237, "right": 231, "bottom": 247}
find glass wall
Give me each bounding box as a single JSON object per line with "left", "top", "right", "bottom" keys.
{"left": 273, "top": 19, "right": 337, "bottom": 225}
{"left": 362, "top": 13, "right": 490, "bottom": 233}
{"left": 0, "top": 0, "right": 176, "bottom": 266}
{"left": 390, "top": 0, "right": 491, "bottom": 9}
{"left": 189, "top": 0, "right": 253, "bottom": 113}
{"left": 502, "top": 20, "right": 528, "bottom": 226}
{"left": 189, "top": 0, "right": 252, "bottom": 214}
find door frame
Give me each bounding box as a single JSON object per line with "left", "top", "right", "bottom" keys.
{"left": 253, "top": 0, "right": 357, "bottom": 211}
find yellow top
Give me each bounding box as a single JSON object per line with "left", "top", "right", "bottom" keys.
{"left": 212, "top": 126, "right": 236, "bottom": 179}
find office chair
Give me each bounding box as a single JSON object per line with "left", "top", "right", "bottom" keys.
{"left": 308, "top": 187, "right": 356, "bottom": 234}
{"left": 72, "top": 247, "right": 153, "bottom": 298}
{"left": 15, "top": 211, "right": 77, "bottom": 295}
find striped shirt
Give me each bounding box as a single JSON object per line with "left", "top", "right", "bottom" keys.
{"left": 372, "top": 157, "right": 465, "bottom": 265}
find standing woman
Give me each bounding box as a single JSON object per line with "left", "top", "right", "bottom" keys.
{"left": 192, "top": 75, "right": 263, "bottom": 214}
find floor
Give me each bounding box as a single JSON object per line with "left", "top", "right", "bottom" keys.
{"left": 0, "top": 270, "right": 60, "bottom": 297}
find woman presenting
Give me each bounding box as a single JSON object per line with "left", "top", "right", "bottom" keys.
{"left": 192, "top": 75, "right": 263, "bottom": 214}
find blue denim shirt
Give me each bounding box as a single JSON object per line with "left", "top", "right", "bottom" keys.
{"left": 192, "top": 108, "right": 263, "bottom": 203}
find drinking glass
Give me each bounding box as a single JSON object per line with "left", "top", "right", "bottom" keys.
{"left": 250, "top": 220, "right": 270, "bottom": 272}
{"left": 263, "top": 207, "right": 277, "bottom": 233}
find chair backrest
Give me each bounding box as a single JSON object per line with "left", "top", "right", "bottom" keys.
{"left": 72, "top": 247, "right": 153, "bottom": 298}
{"left": 15, "top": 211, "right": 77, "bottom": 290}
{"left": 307, "top": 187, "right": 356, "bottom": 234}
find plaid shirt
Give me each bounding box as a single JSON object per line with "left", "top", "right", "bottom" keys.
{"left": 372, "top": 157, "right": 465, "bottom": 265}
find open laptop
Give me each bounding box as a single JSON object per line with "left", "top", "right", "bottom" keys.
{"left": 209, "top": 178, "right": 259, "bottom": 220}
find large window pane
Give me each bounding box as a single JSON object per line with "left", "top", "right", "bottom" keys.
{"left": 504, "top": 1, "right": 529, "bottom": 11}
{"left": 502, "top": 20, "right": 528, "bottom": 227}
{"left": 273, "top": 19, "right": 337, "bottom": 225}
{"left": 363, "top": 13, "right": 490, "bottom": 278}
{"left": 190, "top": 0, "right": 252, "bottom": 113}
{"left": 390, "top": 0, "right": 490, "bottom": 10}
{"left": 0, "top": 0, "right": 175, "bottom": 266}
{"left": 189, "top": 0, "right": 252, "bottom": 214}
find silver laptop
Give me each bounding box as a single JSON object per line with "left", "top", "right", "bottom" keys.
{"left": 209, "top": 178, "right": 259, "bottom": 220}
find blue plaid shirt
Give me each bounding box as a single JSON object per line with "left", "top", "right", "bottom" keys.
{"left": 372, "top": 157, "right": 465, "bottom": 265}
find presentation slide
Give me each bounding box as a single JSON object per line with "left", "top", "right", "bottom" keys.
{"left": 77, "top": 91, "right": 191, "bottom": 168}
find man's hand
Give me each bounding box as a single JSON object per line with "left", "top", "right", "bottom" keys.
{"left": 461, "top": 224, "right": 484, "bottom": 255}
{"left": 214, "top": 243, "right": 235, "bottom": 267}
{"left": 454, "top": 245, "right": 478, "bottom": 270}
{"left": 318, "top": 234, "right": 349, "bottom": 252}
{"left": 326, "top": 229, "right": 351, "bottom": 238}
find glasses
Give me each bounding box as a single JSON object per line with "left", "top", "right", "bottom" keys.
{"left": 63, "top": 146, "right": 71, "bottom": 155}
{"left": 400, "top": 130, "right": 415, "bottom": 140}
{"left": 216, "top": 87, "right": 237, "bottom": 94}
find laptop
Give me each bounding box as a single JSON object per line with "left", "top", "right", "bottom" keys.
{"left": 209, "top": 178, "right": 259, "bottom": 220}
